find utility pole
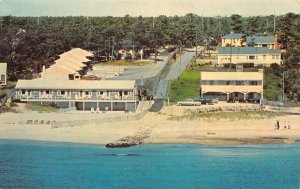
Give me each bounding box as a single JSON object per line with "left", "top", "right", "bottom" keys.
{"left": 111, "top": 36, "right": 115, "bottom": 61}
{"left": 273, "top": 11, "right": 276, "bottom": 34}
{"left": 230, "top": 38, "right": 232, "bottom": 71}
{"left": 216, "top": 15, "right": 221, "bottom": 38}
{"left": 201, "top": 15, "right": 204, "bottom": 32}
{"left": 282, "top": 71, "right": 285, "bottom": 103}
{"left": 179, "top": 45, "right": 182, "bottom": 78}
{"left": 152, "top": 17, "right": 155, "bottom": 28}
{"left": 0, "top": 19, "right": 3, "bottom": 30}
{"left": 195, "top": 29, "right": 198, "bottom": 56}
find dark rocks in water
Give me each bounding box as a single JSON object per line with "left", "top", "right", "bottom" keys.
{"left": 98, "top": 154, "right": 141, "bottom": 156}
{"left": 106, "top": 130, "right": 150, "bottom": 148}
{"left": 106, "top": 143, "right": 137, "bottom": 148}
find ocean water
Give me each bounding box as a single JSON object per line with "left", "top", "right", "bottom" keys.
{"left": 0, "top": 140, "right": 299, "bottom": 189}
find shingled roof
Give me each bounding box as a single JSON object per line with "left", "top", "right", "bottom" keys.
{"left": 246, "top": 35, "right": 275, "bottom": 44}
{"left": 221, "top": 33, "right": 244, "bottom": 39}
{"left": 217, "top": 47, "right": 280, "bottom": 55}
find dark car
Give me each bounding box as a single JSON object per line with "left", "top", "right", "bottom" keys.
{"left": 193, "top": 97, "right": 214, "bottom": 105}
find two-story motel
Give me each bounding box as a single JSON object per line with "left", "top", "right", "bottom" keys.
{"left": 201, "top": 70, "right": 263, "bottom": 102}
{"left": 0, "top": 63, "right": 7, "bottom": 86}
{"left": 13, "top": 48, "right": 139, "bottom": 111}
{"left": 217, "top": 47, "right": 281, "bottom": 66}
{"left": 14, "top": 78, "right": 138, "bottom": 111}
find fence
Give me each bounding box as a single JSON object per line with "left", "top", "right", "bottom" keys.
{"left": 52, "top": 101, "right": 153, "bottom": 128}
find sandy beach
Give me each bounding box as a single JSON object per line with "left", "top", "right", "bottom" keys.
{"left": 0, "top": 103, "right": 299, "bottom": 146}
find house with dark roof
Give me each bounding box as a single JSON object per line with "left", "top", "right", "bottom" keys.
{"left": 217, "top": 47, "right": 281, "bottom": 65}
{"left": 221, "top": 33, "right": 246, "bottom": 47}
{"left": 246, "top": 35, "right": 279, "bottom": 49}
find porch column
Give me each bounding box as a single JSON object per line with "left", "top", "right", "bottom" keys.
{"left": 243, "top": 93, "right": 247, "bottom": 102}
{"left": 226, "top": 93, "right": 230, "bottom": 101}
{"left": 111, "top": 101, "right": 113, "bottom": 111}
{"left": 83, "top": 101, "right": 85, "bottom": 111}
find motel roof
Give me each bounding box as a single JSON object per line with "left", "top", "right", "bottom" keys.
{"left": 44, "top": 65, "right": 78, "bottom": 75}
{"left": 0, "top": 63, "right": 7, "bottom": 73}
{"left": 15, "top": 79, "right": 136, "bottom": 90}
{"left": 40, "top": 48, "right": 92, "bottom": 77}
{"left": 59, "top": 48, "right": 93, "bottom": 59}
{"left": 246, "top": 35, "right": 275, "bottom": 44}
{"left": 201, "top": 71, "right": 263, "bottom": 81}
{"left": 221, "top": 33, "right": 244, "bottom": 39}
{"left": 217, "top": 47, "right": 280, "bottom": 55}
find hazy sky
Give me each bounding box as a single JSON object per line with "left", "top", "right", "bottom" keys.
{"left": 0, "top": 0, "right": 299, "bottom": 17}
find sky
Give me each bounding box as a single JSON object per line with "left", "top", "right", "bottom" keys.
{"left": 0, "top": 0, "right": 299, "bottom": 17}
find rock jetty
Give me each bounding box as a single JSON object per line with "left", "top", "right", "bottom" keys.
{"left": 106, "top": 129, "right": 151, "bottom": 148}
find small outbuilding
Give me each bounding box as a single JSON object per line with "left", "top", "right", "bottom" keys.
{"left": 0, "top": 63, "right": 7, "bottom": 86}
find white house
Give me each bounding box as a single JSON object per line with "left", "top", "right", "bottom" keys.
{"left": 0, "top": 63, "right": 7, "bottom": 86}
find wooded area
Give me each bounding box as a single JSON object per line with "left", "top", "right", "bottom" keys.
{"left": 0, "top": 13, "right": 299, "bottom": 100}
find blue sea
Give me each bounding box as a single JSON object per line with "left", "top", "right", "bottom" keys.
{"left": 0, "top": 140, "right": 299, "bottom": 189}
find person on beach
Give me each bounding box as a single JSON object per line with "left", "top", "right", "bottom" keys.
{"left": 275, "top": 120, "right": 280, "bottom": 130}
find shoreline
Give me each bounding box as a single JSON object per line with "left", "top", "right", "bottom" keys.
{"left": 0, "top": 137, "right": 299, "bottom": 146}
{"left": 0, "top": 105, "right": 299, "bottom": 147}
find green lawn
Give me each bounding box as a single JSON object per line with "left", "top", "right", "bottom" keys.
{"left": 168, "top": 70, "right": 200, "bottom": 102}
{"left": 263, "top": 68, "right": 282, "bottom": 101}
{"left": 25, "top": 104, "right": 59, "bottom": 112}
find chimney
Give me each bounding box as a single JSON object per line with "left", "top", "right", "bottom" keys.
{"left": 274, "top": 33, "right": 278, "bottom": 49}
{"left": 41, "top": 65, "right": 46, "bottom": 78}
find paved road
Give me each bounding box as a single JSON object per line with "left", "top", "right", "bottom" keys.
{"left": 154, "top": 52, "right": 195, "bottom": 99}
{"left": 108, "top": 55, "right": 169, "bottom": 85}
{"left": 166, "top": 52, "right": 195, "bottom": 80}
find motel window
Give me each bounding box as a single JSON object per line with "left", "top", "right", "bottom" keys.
{"left": 226, "top": 81, "right": 230, "bottom": 85}
{"left": 249, "top": 56, "right": 255, "bottom": 60}
{"left": 236, "top": 81, "right": 244, "bottom": 86}
{"left": 85, "top": 91, "right": 90, "bottom": 96}
{"left": 45, "top": 90, "right": 50, "bottom": 95}
{"left": 209, "top": 81, "right": 214, "bottom": 85}
{"left": 124, "top": 91, "right": 128, "bottom": 95}
{"left": 61, "top": 91, "right": 65, "bottom": 95}
{"left": 250, "top": 81, "right": 258, "bottom": 85}
{"left": 22, "top": 90, "right": 26, "bottom": 95}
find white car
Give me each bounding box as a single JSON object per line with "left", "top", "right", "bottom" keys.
{"left": 177, "top": 99, "right": 201, "bottom": 106}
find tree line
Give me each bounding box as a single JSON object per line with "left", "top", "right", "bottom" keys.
{"left": 0, "top": 13, "right": 299, "bottom": 100}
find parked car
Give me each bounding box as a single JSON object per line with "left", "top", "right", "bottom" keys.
{"left": 210, "top": 98, "right": 219, "bottom": 104}
{"left": 177, "top": 99, "right": 201, "bottom": 106}
{"left": 193, "top": 97, "right": 214, "bottom": 105}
